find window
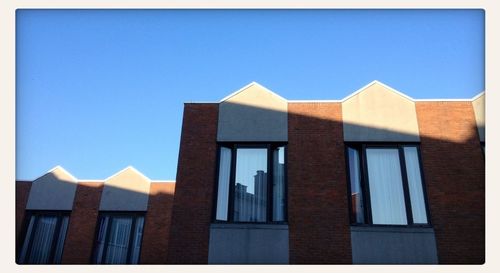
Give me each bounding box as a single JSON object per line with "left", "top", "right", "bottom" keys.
{"left": 346, "top": 144, "right": 430, "bottom": 226}
{"left": 92, "top": 213, "right": 145, "bottom": 264}
{"left": 214, "top": 143, "right": 287, "bottom": 223}
{"left": 18, "top": 211, "right": 70, "bottom": 264}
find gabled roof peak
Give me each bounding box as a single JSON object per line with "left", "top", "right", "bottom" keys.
{"left": 220, "top": 81, "right": 287, "bottom": 102}
{"left": 105, "top": 166, "right": 151, "bottom": 182}
{"left": 341, "top": 80, "right": 415, "bottom": 102}
{"left": 33, "top": 165, "right": 78, "bottom": 182}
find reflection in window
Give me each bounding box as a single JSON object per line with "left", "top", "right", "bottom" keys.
{"left": 93, "top": 214, "right": 144, "bottom": 264}
{"left": 215, "top": 144, "right": 287, "bottom": 223}
{"left": 18, "top": 212, "right": 70, "bottom": 264}
{"left": 234, "top": 148, "right": 268, "bottom": 222}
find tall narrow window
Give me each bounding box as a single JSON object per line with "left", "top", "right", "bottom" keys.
{"left": 216, "top": 147, "right": 232, "bottom": 221}
{"left": 348, "top": 147, "right": 364, "bottom": 224}
{"left": 93, "top": 213, "right": 144, "bottom": 264}
{"left": 18, "top": 211, "right": 70, "bottom": 264}
{"left": 272, "top": 146, "right": 286, "bottom": 221}
{"left": 403, "top": 147, "right": 428, "bottom": 224}
{"left": 215, "top": 144, "right": 287, "bottom": 223}
{"left": 346, "top": 144, "right": 429, "bottom": 226}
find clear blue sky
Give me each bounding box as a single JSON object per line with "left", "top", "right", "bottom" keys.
{"left": 16, "top": 9, "right": 484, "bottom": 180}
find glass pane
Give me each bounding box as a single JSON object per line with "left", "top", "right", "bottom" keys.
{"left": 348, "top": 147, "right": 365, "bottom": 224}
{"left": 234, "top": 148, "right": 268, "bottom": 222}
{"left": 94, "top": 216, "right": 109, "bottom": 264}
{"left": 404, "top": 147, "right": 428, "bottom": 224}
{"left": 18, "top": 215, "right": 36, "bottom": 263}
{"left": 26, "top": 215, "right": 58, "bottom": 263}
{"left": 273, "top": 146, "right": 286, "bottom": 221}
{"left": 104, "top": 217, "right": 132, "bottom": 264}
{"left": 53, "top": 216, "right": 69, "bottom": 263}
{"left": 216, "top": 147, "right": 232, "bottom": 221}
{"left": 366, "top": 148, "right": 407, "bottom": 225}
{"left": 130, "top": 217, "right": 144, "bottom": 264}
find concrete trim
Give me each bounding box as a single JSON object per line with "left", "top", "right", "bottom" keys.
{"left": 350, "top": 225, "right": 434, "bottom": 233}
{"left": 26, "top": 166, "right": 78, "bottom": 211}
{"left": 210, "top": 223, "right": 289, "bottom": 230}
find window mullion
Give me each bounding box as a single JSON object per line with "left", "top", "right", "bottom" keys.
{"left": 228, "top": 148, "right": 237, "bottom": 222}
{"left": 126, "top": 216, "right": 138, "bottom": 263}
{"left": 361, "top": 145, "right": 373, "bottom": 225}
{"left": 267, "top": 146, "right": 273, "bottom": 223}
{"left": 398, "top": 146, "right": 414, "bottom": 225}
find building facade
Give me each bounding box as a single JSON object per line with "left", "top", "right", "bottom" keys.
{"left": 16, "top": 81, "right": 485, "bottom": 264}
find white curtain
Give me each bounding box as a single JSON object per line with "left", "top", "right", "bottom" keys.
{"left": 24, "top": 216, "right": 58, "bottom": 263}
{"left": 104, "top": 217, "right": 132, "bottom": 264}
{"left": 348, "top": 147, "right": 365, "bottom": 223}
{"left": 130, "top": 217, "right": 144, "bottom": 264}
{"left": 216, "top": 147, "right": 232, "bottom": 221}
{"left": 404, "top": 147, "right": 428, "bottom": 224}
{"left": 366, "top": 148, "right": 407, "bottom": 225}
{"left": 234, "top": 148, "right": 267, "bottom": 222}
{"left": 272, "top": 147, "right": 285, "bottom": 221}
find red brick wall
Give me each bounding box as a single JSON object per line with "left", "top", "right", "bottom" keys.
{"left": 61, "top": 182, "right": 103, "bottom": 264}
{"left": 140, "top": 182, "right": 176, "bottom": 264}
{"left": 167, "top": 103, "right": 218, "bottom": 264}
{"left": 287, "top": 103, "right": 352, "bottom": 264}
{"left": 16, "top": 182, "right": 32, "bottom": 248}
{"left": 416, "top": 102, "right": 485, "bottom": 264}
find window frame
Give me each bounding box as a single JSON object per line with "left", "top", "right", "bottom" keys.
{"left": 345, "top": 142, "right": 432, "bottom": 227}
{"left": 91, "top": 211, "right": 146, "bottom": 264}
{"left": 17, "top": 210, "right": 71, "bottom": 264}
{"left": 212, "top": 142, "right": 288, "bottom": 224}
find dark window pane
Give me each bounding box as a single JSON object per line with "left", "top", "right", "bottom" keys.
{"left": 348, "top": 147, "right": 365, "bottom": 224}
{"left": 104, "top": 217, "right": 133, "bottom": 264}
{"left": 366, "top": 148, "right": 407, "bottom": 225}
{"left": 94, "top": 215, "right": 144, "bottom": 264}
{"left": 130, "top": 217, "right": 144, "bottom": 264}
{"left": 234, "top": 148, "right": 268, "bottom": 222}
{"left": 403, "top": 147, "right": 428, "bottom": 224}
{"left": 18, "top": 214, "right": 69, "bottom": 264}
{"left": 272, "top": 146, "right": 286, "bottom": 221}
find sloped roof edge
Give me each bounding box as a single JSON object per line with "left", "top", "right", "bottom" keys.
{"left": 219, "top": 81, "right": 288, "bottom": 102}
{"left": 104, "top": 166, "right": 151, "bottom": 182}
{"left": 32, "top": 165, "right": 78, "bottom": 183}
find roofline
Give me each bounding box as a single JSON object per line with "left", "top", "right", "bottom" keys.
{"left": 471, "top": 91, "right": 485, "bottom": 101}
{"left": 151, "top": 180, "right": 176, "bottom": 183}
{"left": 187, "top": 81, "right": 483, "bottom": 104}
{"left": 104, "top": 166, "right": 151, "bottom": 182}
{"left": 31, "top": 165, "right": 78, "bottom": 182}
{"left": 219, "top": 81, "right": 288, "bottom": 102}
{"left": 288, "top": 100, "right": 342, "bottom": 103}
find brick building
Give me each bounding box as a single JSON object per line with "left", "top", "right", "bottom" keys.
{"left": 16, "top": 81, "right": 485, "bottom": 264}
